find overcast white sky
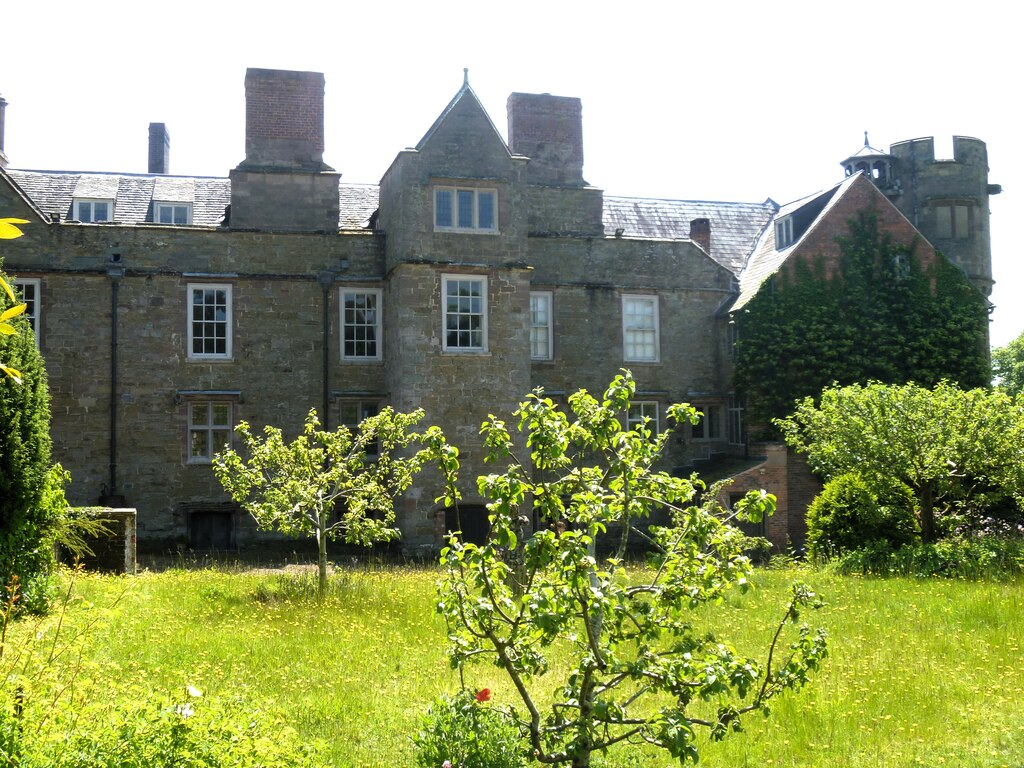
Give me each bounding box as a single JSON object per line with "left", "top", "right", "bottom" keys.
{"left": 2, "top": 0, "right": 1019, "bottom": 346}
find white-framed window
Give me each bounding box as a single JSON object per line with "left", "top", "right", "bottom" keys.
{"left": 692, "top": 405, "right": 722, "bottom": 440}
{"left": 934, "top": 202, "right": 971, "bottom": 240}
{"left": 443, "top": 274, "right": 487, "bottom": 352}
{"left": 341, "top": 288, "right": 382, "bottom": 361}
{"left": 728, "top": 396, "right": 744, "bottom": 446}
{"left": 434, "top": 187, "right": 497, "bottom": 232}
{"left": 188, "top": 401, "right": 232, "bottom": 463}
{"left": 622, "top": 294, "right": 659, "bottom": 362}
{"left": 530, "top": 291, "right": 553, "bottom": 360}
{"left": 12, "top": 278, "right": 40, "bottom": 346}
{"left": 775, "top": 216, "right": 794, "bottom": 249}
{"left": 627, "top": 401, "right": 659, "bottom": 435}
{"left": 340, "top": 399, "right": 382, "bottom": 457}
{"left": 188, "top": 284, "right": 232, "bottom": 359}
{"left": 73, "top": 198, "right": 114, "bottom": 223}
{"left": 727, "top": 320, "right": 739, "bottom": 360}
{"left": 155, "top": 202, "right": 192, "bottom": 225}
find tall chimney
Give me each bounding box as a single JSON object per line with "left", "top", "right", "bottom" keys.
{"left": 239, "top": 68, "right": 331, "bottom": 171}
{"left": 0, "top": 94, "right": 8, "bottom": 169}
{"left": 148, "top": 122, "right": 170, "bottom": 174}
{"left": 507, "top": 93, "right": 585, "bottom": 186}
{"left": 229, "top": 68, "right": 340, "bottom": 232}
{"left": 689, "top": 218, "right": 711, "bottom": 254}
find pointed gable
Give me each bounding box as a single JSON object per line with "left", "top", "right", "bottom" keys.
{"left": 734, "top": 173, "right": 942, "bottom": 309}
{"left": 413, "top": 74, "right": 514, "bottom": 179}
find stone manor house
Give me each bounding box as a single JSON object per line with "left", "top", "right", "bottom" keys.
{"left": 0, "top": 69, "right": 998, "bottom": 554}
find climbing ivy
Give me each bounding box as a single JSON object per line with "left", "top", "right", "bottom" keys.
{"left": 734, "top": 211, "right": 989, "bottom": 433}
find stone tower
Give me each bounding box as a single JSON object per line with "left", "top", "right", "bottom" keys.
{"left": 842, "top": 134, "right": 1000, "bottom": 298}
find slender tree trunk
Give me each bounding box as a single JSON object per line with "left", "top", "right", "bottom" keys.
{"left": 316, "top": 523, "right": 328, "bottom": 599}
{"left": 919, "top": 483, "right": 936, "bottom": 543}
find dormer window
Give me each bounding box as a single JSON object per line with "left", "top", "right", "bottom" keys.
{"left": 434, "top": 187, "right": 497, "bottom": 232}
{"left": 155, "top": 202, "right": 192, "bottom": 225}
{"left": 73, "top": 198, "right": 113, "bottom": 223}
{"left": 775, "top": 217, "right": 794, "bottom": 249}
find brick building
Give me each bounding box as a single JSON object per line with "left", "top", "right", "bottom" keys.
{"left": 0, "top": 69, "right": 997, "bottom": 554}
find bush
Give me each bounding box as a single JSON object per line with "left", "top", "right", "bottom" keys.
{"left": 33, "top": 691, "right": 321, "bottom": 768}
{"left": 0, "top": 267, "right": 58, "bottom": 611}
{"left": 413, "top": 689, "right": 527, "bottom": 768}
{"left": 807, "top": 472, "right": 917, "bottom": 560}
{"left": 834, "top": 535, "right": 1024, "bottom": 579}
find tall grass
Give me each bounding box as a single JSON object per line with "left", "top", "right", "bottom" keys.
{"left": 11, "top": 565, "right": 1024, "bottom": 767}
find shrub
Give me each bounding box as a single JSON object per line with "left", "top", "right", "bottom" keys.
{"left": 834, "top": 535, "right": 1024, "bottom": 579}
{"left": 413, "top": 689, "right": 527, "bottom": 768}
{"left": 0, "top": 261, "right": 58, "bottom": 611}
{"left": 36, "top": 691, "right": 321, "bottom": 768}
{"left": 806, "top": 472, "right": 917, "bottom": 560}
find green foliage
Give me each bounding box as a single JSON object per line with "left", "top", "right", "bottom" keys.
{"left": 0, "top": 244, "right": 58, "bottom": 611}
{"left": 30, "top": 691, "right": 321, "bottom": 767}
{"left": 734, "top": 211, "right": 990, "bottom": 431}
{"left": 431, "top": 372, "right": 826, "bottom": 767}
{"left": 1, "top": 218, "right": 32, "bottom": 383}
{"left": 0, "top": 572, "right": 319, "bottom": 767}
{"left": 778, "top": 381, "right": 1024, "bottom": 543}
{"left": 214, "top": 407, "right": 447, "bottom": 598}
{"left": 806, "top": 473, "right": 917, "bottom": 560}
{"left": 833, "top": 535, "right": 1024, "bottom": 579}
{"left": 992, "top": 329, "right": 1024, "bottom": 398}
{"left": 413, "top": 689, "right": 528, "bottom": 768}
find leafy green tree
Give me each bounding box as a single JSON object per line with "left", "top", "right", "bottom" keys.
{"left": 1, "top": 218, "right": 31, "bottom": 382}
{"left": 992, "top": 330, "right": 1024, "bottom": 398}
{"left": 432, "top": 372, "right": 826, "bottom": 767}
{"left": 0, "top": 219, "right": 60, "bottom": 610}
{"left": 777, "top": 381, "right": 1024, "bottom": 543}
{"left": 214, "top": 407, "right": 445, "bottom": 598}
{"left": 735, "top": 212, "right": 989, "bottom": 430}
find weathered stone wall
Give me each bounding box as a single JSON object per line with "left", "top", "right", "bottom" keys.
{"left": 2, "top": 215, "right": 386, "bottom": 550}
{"left": 889, "top": 136, "right": 994, "bottom": 296}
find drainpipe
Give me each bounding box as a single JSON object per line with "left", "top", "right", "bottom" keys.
{"left": 316, "top": 271, "right": 336, "bottom": 430}
{"left": 104, "top": 254, "right": 126, "bottom": 505}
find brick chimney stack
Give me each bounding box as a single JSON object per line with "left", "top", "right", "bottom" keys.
{"left": 229, "top": 68, "right": 340, "bottom": 232}
{"left": 240, "top": 68, "right": 332, "bottom": 171}
{"left": 507, "top": 93, "right": 585, "bottom": 186}
{"left": 148, "top": 123, "right": 170, "bottom": 174}
{"left": 689, "top": 218, "right": 711, "bottom": 254}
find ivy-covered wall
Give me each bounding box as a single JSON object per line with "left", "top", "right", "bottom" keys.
{"left": 734, "top": 211, "right": 990, "bottom": 433}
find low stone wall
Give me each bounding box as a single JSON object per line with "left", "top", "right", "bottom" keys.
{"left": 63, "top": 507, "right": 137, "bottom": 574}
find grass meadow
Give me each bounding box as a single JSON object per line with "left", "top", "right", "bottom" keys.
{"left": 9, "top": 564, "right": 1024, "bottom": 767}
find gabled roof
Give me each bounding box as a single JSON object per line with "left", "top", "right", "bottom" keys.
{"left": 3, "top": 170, "right": 380, "bottom": 230}
{"left": 602, "top": 196, "right": 778, "bottom": 276}
{"left": 732, "top": 173, "right": 863, "bottom": 310}
{"left": 415, "top": 70, "right": 511, "bottom": 159}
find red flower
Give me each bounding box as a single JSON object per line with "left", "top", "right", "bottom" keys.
{"left": 475, "top": 688, "right": 491, "bottom": 703}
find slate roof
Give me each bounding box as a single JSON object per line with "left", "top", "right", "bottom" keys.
{"left": 602, "top": 196, "right": 778, "bottom": 276}
{"left": 733, "top": 174, "right": 862, "bottom": 310}
{"left": 4, "top": 170, "right": 380, "bottom": 230}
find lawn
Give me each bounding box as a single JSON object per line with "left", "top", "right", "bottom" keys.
{"left": 8, "top": 564, "right": 1024, "bottom": 767}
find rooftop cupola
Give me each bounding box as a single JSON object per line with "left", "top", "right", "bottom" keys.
{"left": 841, "top": 132, "right": 898, "bottom": 194}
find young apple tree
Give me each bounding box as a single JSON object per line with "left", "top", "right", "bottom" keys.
{"left": 214, "top": 407, "right": 445, "bottom": 597}
{"left": 432, "top": 372, "right": 826, "bottom": 767}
